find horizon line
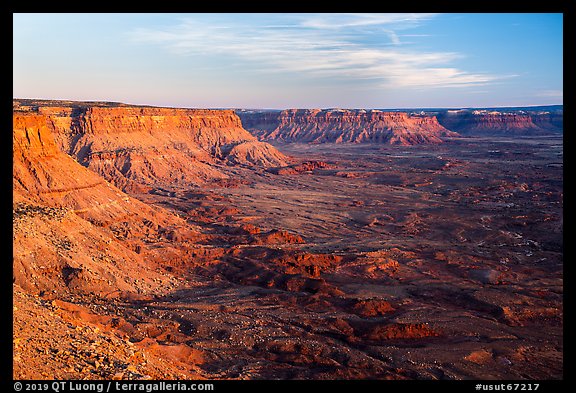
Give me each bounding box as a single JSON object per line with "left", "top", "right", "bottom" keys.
{"left": 13, "top": 97, "right": 564, "bottom": 112}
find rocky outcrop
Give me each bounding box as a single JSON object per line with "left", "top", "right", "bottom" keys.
{"left": 238, "top": 109, "right": 458, "bottom": 145}
{"left": 223, "top": 140, "right": 290, "bottom": 167}
{"left": 14, "top": 100, "right": 290, "bottom": 192}
{"left": 267, "top": 160, "right": 333, "bottom": 175}
{"left": 13, "top": 112, "right": 201, "bottom": 296}
{"left": 12, "top": 99, "right": 295, "bottom": 296}
{"left": 436, "top": 109, "right": 563, "bottom": 135}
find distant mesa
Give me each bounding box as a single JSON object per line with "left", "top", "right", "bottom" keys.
{"left": 237, "top": 106, "right": 563, "bottom": 143}
{"left": 238, "top": 108, "right": 458, "bottom": 145}
{"left": 435, "top": 107, "right": 563, "bottom": 136}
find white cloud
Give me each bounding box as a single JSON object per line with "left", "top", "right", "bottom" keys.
{"left": 299, "top": 13, "right": 439, "bottom": 29}
{"left": 536, "top": 89, "right": 563, "bottom": 98}
{"left": 129, "top": 14, "right": 507, "bottom": 90}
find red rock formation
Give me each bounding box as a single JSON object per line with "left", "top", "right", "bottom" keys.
{"left": 12, "top": 101, "right": 297, "bottom": 298}
{"left": 351, "top": 298, "right": 396, "bottom": 317}
{"left": 250, "top": 229, "right": 305, "bottom": 245}
{"left": 13, "top": 112, "right": 201, "bottom": 296}
{"left": 15, "top": 100, "right": 290, "bottom": 192}
{"left": 239, "top": 109, "right": 458, "bottom": 145}
{"left": 268, "top": 160, "right": 333, "bottom": 175}
{"left": 360, "top": 323, "right": 440, "bottom": 341}
{"left": 436, "top": 110, "right": 563, "bottom": 135}
{"left": 223, "top": 140, "right": 290, "bottom": 167}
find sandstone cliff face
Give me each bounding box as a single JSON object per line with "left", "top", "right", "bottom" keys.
{"left": 12, "top": 100, "right": 294, "bottom": 296}
{"left": 15, "top": 101, "right": 290, "bottom": 192}
{"left": 13, "top": 112, "right": 201, "bottom": 296}
{"left": 238, "top": 109, "right": 458, "bottom": 145}
{"left": 436, "top": 110, "right": 563, "bottom": 135}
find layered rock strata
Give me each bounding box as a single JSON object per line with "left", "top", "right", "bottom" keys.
{"left": 14, "top": 100, "right": 289, "bottom": 192}
{"left": 238, "top": 109, "right": 458, "bottom": 145}
{"left": 436, "top": 110, "right": 563, "bottom": 135}
{"left": 13, "top": 112, "right": 201, "bottom": 295}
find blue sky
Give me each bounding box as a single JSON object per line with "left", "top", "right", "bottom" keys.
{"left": 13, "top": 13, "right": 563, "bottom": 109}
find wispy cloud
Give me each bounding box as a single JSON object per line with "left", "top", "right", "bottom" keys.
{"left": 536, "top": 89, "right": 563, "bottom": 98}
{"left": 298, "top": 13, "right": 439, "bottom": 29}
{"left": 129, "top": 14, "right": 507, "bottom": 89}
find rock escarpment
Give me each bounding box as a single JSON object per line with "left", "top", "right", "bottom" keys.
{"left": 13, "top": 99, "right": 295, "bottom": 295}
{"left": 13, "top": 112, "right": 201, "bottom": 296}
{"left": 14, "top": 100, "right": 289, "bottom": 192}
{"left": 238, "top": 106, "right": 563, "bottom": 141}
{"left": 238, "top": 109, "right": 458, "bottom": 145}
{"left": 436, "top": 109, "right": 563, "bottom": 135}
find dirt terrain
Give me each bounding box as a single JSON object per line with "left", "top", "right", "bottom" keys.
{"left": 14, "top": 128, "right": 562, "bottom": 379}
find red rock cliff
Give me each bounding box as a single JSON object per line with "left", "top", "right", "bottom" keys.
{"left": 238, "top": 109, "right": 458, "bottom": 145}
{"left": 13, "top": 112, "right": 200, "bottom": 295}
{"left": 15, "top": 100, "right": 289, "bottom": 192}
